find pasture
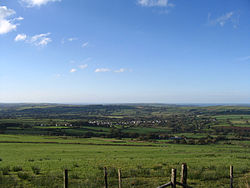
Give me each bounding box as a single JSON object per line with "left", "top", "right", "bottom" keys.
{"left": 0, "top": 135, "right": 249, "bottom": 188}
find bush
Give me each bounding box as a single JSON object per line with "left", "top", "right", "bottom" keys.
{"left": 1, "top": 166, "right": 10, "bottom": 175}
{"left": 17, "top": 172, "right": 30, "bottom": 180}
{"left": 31, "top": 166, "right": 41, "bottom": 175}
{"left": 28, "top": 159, "right": 34, "bottom": 162}
{"left": 0, "top": 172, "right": 18, "bottom": 187}
{"left": 13, "top": 166, "right": 23, "bottom": 172}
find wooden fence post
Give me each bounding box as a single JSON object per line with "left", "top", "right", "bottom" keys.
{"left": 181, "top": 163, "right": 187, "bottom": 187}
{"left": 230, "top": 166, "right": 233, "bottom": 188}
{"left": 64, "top": 169, "right": 68, "bottom": 188}
{"left": 104, "top": 167, "right": 108, "bottom": 188}
{"left": 118, "top": 169, "right": 122, "bottom": 188}
{"left": 171, "top": 168, "right": 177, "bottom": 188}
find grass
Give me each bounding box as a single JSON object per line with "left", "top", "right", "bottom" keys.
{"left": 213, "top": 115, "right": 250, "bottom": 120}
{"left": 0, "top": 118, "right": 73, "bottom": 125}
{"left": 0, "top": 135, "right": 249, "bottom": 187}
{"left": 0, "top": 134, "right": 163, "bottom": 146}
{"left": 211, "top": 114, "right": 250, "bottom": 129}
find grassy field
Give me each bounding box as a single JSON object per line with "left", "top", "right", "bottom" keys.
{"left": 1, "top": 104, "right": 250, "bottom": 187}
{"left": 0, "top": 135, "right": 250, "bottom": 188}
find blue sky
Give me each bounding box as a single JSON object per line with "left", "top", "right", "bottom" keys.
{"left": 0, "top": 0, "right": 250, "bottom": 103}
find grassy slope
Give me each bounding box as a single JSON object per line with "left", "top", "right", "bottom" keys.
{"left": 0, "top": 135, "right": 249, "bottom": 188}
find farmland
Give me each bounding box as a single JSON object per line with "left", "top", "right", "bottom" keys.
{"left": 0, "top": 104, "right": 250, "bottom": 187}
{"left": 0, "top": 135, "right": 250, "bottom": 188}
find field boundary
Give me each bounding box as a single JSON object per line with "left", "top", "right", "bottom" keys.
{"left": 61, "top": 164, "right": 236, "bottom": 188}
{"left": 0, "top": 140, "right": 160, "bottom": 147}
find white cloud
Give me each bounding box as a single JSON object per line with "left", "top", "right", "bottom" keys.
{"left": 95, "top": 68, "right": 110, "bottom": 73}
{"left": 21, "top": 0, "right": 61, "bottom": 7}
{"left": 12, "top": 16, "right": 24, "bottom": 21}
{"left": 82, "top": 42, "right": 89, "bottom": 48}
{"left": 70, "top": 68, "right": 77, "bottom": 73}
{"left": 61, "top": 37, "right": 78, "bottom": 44}
{"left": 79, "top": 64, "right": 88, "bottom": 69}
{"left": 137, "top": 0, "right": 174, "bottom": 7}
{"left": 0, "top": 6, "right": 15, "bottom": 19}
{"left": 15, "top": 32, "right": 52, "bottom": 47}
{"left": 114, "top": 68, "right": 126, "bottom": 73}
{"left": 15, "top": 34, "right": 27, "bottom": 41}
{"left": 29, "top": 33, "right": 52, "bottom": 47}
{"left": 38, "top": 37, "right": 51, "bottom": 46}
{"left": 68, "top": 37, "right": 77, "bottom": 42}
{"left": 0, "top": 6, "right": 23, "bottom": 35}
{"left": 208, "top": 11, "right": 239, "bottom": 28}
{"left": 82, "top": 57, "right": 92, "bottom": 63}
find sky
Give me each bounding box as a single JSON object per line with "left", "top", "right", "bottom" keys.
{"left": 0, "top": 0, "right": 250, "bottom": 104}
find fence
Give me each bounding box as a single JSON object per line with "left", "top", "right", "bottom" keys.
{"left": 157, "top": 163, "right": 190, "bottom": 188}
{"left": 63, "top": 164, "right": 235, "bottom": 188}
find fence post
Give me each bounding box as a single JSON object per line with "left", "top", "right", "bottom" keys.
{"left": 230, "top": 166, "right": 233, "bottom": 188}
{"left": 118, "top": 169, "right": 122, "bottom": 188}
{"left": 104, "top": 167, "right": 108, "bottom": 188}
{"left": 181, "top": 163, "right": 187, "bottom": 187}
{"left": 171, "top": 168, "right": 177, "bottom": 188}
{"left": 64, "top": 169, "right": 68, "bottom": 188}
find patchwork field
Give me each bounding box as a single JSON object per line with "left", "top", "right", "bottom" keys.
{"left": 1, "top": 104, "right": 250, "bottom": 187}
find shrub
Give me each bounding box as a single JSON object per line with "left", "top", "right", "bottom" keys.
{"left": 13, "top": 166, "right": 23, "bottom": 172}
{"left": 137, "top": 165, "right": 142, "bottom": 169}
{"left": 0, "top": 172, "right": 18, "bottom": 187}
{"left": 17, "top": 172, "right": 30, "bottom": 180}
{"left": 97, "top": 166, "right": 103, "bottom": 171}
{"left": 1, "top": 166, "right": 10, "bottom": 175}
{"left": 31, "top": 166, "right": 41, "bottom": 175}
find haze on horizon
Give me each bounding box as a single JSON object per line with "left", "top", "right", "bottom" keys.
{"left": 0, "top": 0, "right": 250, "bottom": 104}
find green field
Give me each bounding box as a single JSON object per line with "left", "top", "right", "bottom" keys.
{"left": 0, "top": 135, "right": 250, "bottom": 188}
{"left": 1, "top": 104, "right": 250, "bottom": 187}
